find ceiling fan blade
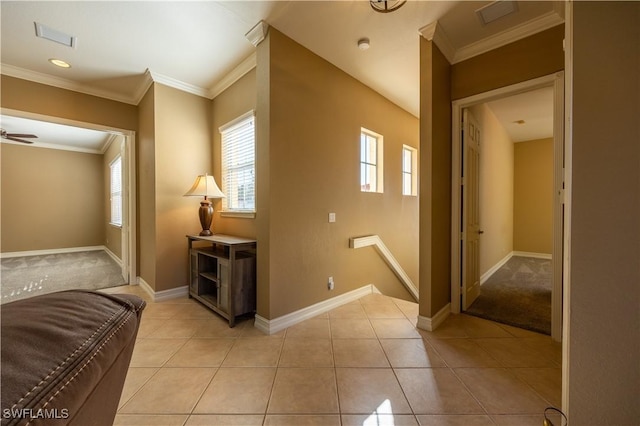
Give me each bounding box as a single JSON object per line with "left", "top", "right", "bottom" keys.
{"left": 5, "top": 136, "right": 34, "bottom": 144}
{"left": 7, "top": 133, "right": 38, "bottom": 138}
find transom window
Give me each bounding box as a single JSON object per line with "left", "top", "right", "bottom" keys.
{"left": 402, "top": 145, "right": 418, "bottom": 196}
{"left": 220, "top": 111, "right": 256, "bottom": 213}
{"left": 360, "top": 128, "right": 384, "bottom": 193}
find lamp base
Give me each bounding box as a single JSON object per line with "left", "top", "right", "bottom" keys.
{"left": 198, "top": 199, "right": 214, "bottom": 236}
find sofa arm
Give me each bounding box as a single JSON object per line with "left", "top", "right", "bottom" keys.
{"left": 1, "top": 290, "right": 145, "bottom": 426}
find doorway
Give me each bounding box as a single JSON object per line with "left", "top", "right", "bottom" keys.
{"left": 450, "top": 73, "right": 564, "bottom": 342}
{"left": 0, "top": 109, "right": 137, "bottom": 288}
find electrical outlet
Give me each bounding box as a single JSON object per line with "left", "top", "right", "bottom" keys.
{"left": 328, "top": 276, "right": 334, "bottom": 290}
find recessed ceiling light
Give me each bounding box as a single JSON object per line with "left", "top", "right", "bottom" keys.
{"left": 49, "top": 58, "right": 71, "bottom": 68}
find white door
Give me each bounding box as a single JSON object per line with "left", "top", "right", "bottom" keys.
{"left": 462, "top": 109, "right": 481, "bottom": 310}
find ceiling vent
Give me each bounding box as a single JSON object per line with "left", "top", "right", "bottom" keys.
{"left": 34, "top": 22, "right": 76, "bottom": 48}
{"left": 476, "top": 1, "right": 519, "bottom": 25}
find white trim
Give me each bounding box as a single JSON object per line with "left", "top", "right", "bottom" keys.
{"left": 552, "top": 71, "right": 565, "bottom": 343}
{"left": 210, "top": 53, "right": 257, "bottom": 99}
{"left": 416, "top": 303, "right": 451, "bottom": 332}
{"left": 349, "top": 235, "right": 419, "bottom": 301}
{"left": 245, "top": 20, "right": 269, "bottom": 47}
{"left": 0, "top": 138, "right": 106, "bottom": 154}
{"left": 1, "top": 245, "right": 103, "bottom": 258}
{"left": 137, "top": 277, "right": 189, "bottom": 302}
{"left": 418, "top": 21, "right": 456, "bottom": 64}
{"left": 562, "top": 2, "right": 573, "bottom": 413}
{"left": 147, "top": 70, "right": 210, "bottom": 99}
{"left": 220, "top": 211, "right": 256, "bottom": 219}
{"left": 103, "top": 246, "right": 122, "bottom": 267}
{"left": 480, "top": 252, "right": 513, "bottom": 285}
{"left": 452, "top": 12, "right": 564, "bottom": 64}
{"left": 513, "top": 251, "right": 552, "bottom": 260}
{"left": 254, "top": 284, "right": 379, "bottom": 335}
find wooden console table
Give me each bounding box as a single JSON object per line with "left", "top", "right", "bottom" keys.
{"left": 187, "top": 234, "right": 256, "bottom": 327}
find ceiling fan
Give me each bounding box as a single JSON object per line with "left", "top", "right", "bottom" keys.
{"left": 0, "top": 128, "right": 38, "bottom": 144}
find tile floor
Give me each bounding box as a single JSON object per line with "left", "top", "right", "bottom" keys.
{"left": 103, "top": 285, "right": 562, "bottom": 426}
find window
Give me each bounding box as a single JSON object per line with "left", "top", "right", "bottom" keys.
{"left": 360, "top": 128, "right": 384, "bottom": 193}
{"left": 220, "top": 111, "right": 255, "bottom": 214}
{"left": 402, "top": 145, "right": 418, "bottom": 196}
{"left": 110, "top": 156, "right": 122, "bottom": 226}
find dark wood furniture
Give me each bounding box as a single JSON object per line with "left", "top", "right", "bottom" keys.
{"left": 187, "top": 234, "right": 257, "bottom": 327}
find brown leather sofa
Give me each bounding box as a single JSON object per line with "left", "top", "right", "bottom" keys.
{"left": 1, "top": 290, "right": 145, "bottom": 426}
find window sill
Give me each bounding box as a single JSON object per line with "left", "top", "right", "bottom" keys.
{"left": 220, "top": 211, "right": 256, "bottom": 219}
{"left": 109, "top": 222, "right": 123, "bottom": 229}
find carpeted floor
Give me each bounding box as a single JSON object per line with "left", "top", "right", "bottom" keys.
{"left": 466, "top": 256, "right": 552, "bottom": 335}
{"left": 1, "top": 250, "right": 126, "bottom": 304}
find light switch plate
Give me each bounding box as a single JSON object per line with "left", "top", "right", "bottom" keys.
{"left": 328, "top": 212, "right": 336, "bottom": 223}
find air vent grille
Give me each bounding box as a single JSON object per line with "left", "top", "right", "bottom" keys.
{"left": 476, "top": 1, "right": 519, "bottom": 25}
{"left": 34, "top": 22, "right": 76, "bottom": 48}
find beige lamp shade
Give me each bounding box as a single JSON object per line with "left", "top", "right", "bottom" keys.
{"left": 184, "top": 174, "right": 225, "bottom": 199}
{"left": 184, "top": 174, "right": 225, "bottom": 236}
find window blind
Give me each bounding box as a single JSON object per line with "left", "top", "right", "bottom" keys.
{"left": 110, "top": 156, "right": 122, "bottom": 226}
{"left": 220, "top": 112, "right": 255, "bottom": 212}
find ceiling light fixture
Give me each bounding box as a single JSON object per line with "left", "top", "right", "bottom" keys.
{"left": 49, "top": 58, "right": 71, "bottom": 68}
{"left": 370, "top": 0, "right": 406, "bottom": 13}
{"left": 358, "top": 38, "right": 370, "bottom": 50}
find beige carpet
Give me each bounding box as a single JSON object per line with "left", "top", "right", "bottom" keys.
{"left": 1, "top": 250, "right": 125, "bottom": 304}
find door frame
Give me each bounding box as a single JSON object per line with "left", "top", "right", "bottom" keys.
{"left": 450, "top": 72, "right": 565, "bottom": 341}
{"left": 1, "top": 108, "right": 137, "bottom": 285}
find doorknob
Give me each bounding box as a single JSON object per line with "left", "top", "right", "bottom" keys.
{"left": 478, "top": 230, "right": 484, "bottom": 234}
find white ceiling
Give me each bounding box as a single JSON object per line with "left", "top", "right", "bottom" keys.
{"left": 0, "top": 1, "right": 563, "bottom": 149}
{"left": 0, "top": 115, "right": 116, "bottom": 153}
{"left": 487, "top": 86, "right": 555, "bottom": 142}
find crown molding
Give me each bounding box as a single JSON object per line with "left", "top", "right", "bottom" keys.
{"left": 133, "top": 70, "right": 155, "bottom": 104}
{"left": 245, "top": 20, "right": 269, "bottom": 47}
{"left": 0, "top": 63, "right": 138, "bottom": 105}
{"left": 209, "top": 53, "right": 257, "bottom": 99}
{"left": 146, "top": 70, "right": 211, "bottom": 99}
{"left": 0, "top": 138, "right": 104, "bottom": 154}
{"left": 452, "top": 10, "right": 564, "bottom": 64}
{"left": 419, "top": 21, "right": 456, "bottom": 64}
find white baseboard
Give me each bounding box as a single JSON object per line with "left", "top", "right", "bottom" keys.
{"left": 137, "top": 277, "right": 188, "bottom": 302}
{"left": 513, "top": 251, "right": 552, "bottom": 259}
{"left": 480, "top": 252, "right": 513, "bottom": 285}
{"left": 0, "top": 245, "right": 104, "bottom": 259}
{"left": 254, "top": 284, "right": 379, "bottom": 335}
{"left": 103, "top": 246, "right": 122, "bottom": 267}
{"left": 417, "top": 303, "right": 451, "bottom": 332}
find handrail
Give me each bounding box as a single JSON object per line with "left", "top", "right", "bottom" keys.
{"left": 349, "top": 235, "right": 419, "bottom": 301}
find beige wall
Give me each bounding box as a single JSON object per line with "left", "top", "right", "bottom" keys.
{"left": 514, "top": 138, "right": 553, "bottom": 254}
{"left": 153, "top": 84, "right": 212, "bottom": 292}
{"left": 137, "top": 86, "right": 156, "bottom": 286}
{"left": 1, "top": 75, "right": 138, "bottom": 132}
{"left": 257, "top": 28, "right": 419, "bottom": 319}
{"left": 104, "top": 135, "right": 124, "bottom": 259}
{"left": 419, "top": 38, "right": 452, "bottom": 318}
{"left": 1, "top": 144, "right": 104, "bottom": 252}
{"left": 568, "top": 2, "right": 640, "bottom": 422}
{"left": 471, "top": 103, "right": 514, "bottom": 276}
{"left": 451, "top": 25, "right": 564, "bottom": 101}
{"left": 212, "top": 68, "right": 257, "bottom": 238}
